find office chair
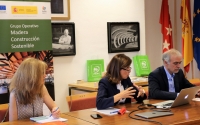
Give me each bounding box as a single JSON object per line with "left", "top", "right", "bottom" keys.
{"left": 0, "top": 104, "right": 9, "bottom": 122}
{"left": 189, "top": 78, "right": 200, "bottom": 86}
{"left": 66, "top": 92, "right": 97, "bottom": 112}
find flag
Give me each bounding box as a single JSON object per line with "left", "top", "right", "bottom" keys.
{"left": 193, "top": 0, "right": 200, "bottom": 70}
{"left": 159, "top": 0, "right": 173, "bottom": 53}
{"left": 180, "top": 0, "right": 193, "bottom": 73}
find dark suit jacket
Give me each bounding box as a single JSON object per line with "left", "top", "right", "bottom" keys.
{"left": 96, "top": 77, "right": 147, "bottom": 109}
{"left": 148, "top": 66, "right": 195, "bottom": 100}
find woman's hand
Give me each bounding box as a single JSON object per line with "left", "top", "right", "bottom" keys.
{"left": 114, "top": 87, "right": 136, "bottom": 103}
{"left": 51, "top": 107, "right": 60, "bottom": 119}
{"left": 120, "top": 87, "right": 136, "bottom": 98}
{"left": 133, "top": 83, "right": 145, "bottom": 98}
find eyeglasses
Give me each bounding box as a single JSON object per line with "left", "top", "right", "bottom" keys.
{"left": 172, "top": 61, "right": 182, "bottom": 65}
{"left": 121, "top": 67, "right": 132, "bottom": 72}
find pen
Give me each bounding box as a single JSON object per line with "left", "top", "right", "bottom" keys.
{"left": 49, "top": 107, "right": 59, "bottom": 117}
{"left": 110, "top": 111, "right": 119, "bottom": 114}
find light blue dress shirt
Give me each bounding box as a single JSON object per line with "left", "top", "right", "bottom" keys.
{"left": 164, "top": 67, "right": 175, "bottom": 92}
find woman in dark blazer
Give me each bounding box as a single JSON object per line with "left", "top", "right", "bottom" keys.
{"left": 96, "top": 54, "right": 147, "bottom": 109}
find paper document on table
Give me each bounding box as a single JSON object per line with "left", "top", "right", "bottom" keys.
{"left": 30, "top": 116, "right": 67, "bottom": 123}
{"left": 35, "top": 121, "right": 68, "bottom": 125}
{"left": 94, "top": 107, "right": 119, "bottom": 116}
{"left": 94, "top": 107, "right": 129, "bottom": 116}
{"left": 131, "top": 77, "right": 148, "bottom": 82}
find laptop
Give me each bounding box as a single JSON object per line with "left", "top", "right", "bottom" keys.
{"left": 135, "top": 111, "right": 173, "bottom": 119}
{"left": 152, "top": 86, "right": 200, "bottom": 108}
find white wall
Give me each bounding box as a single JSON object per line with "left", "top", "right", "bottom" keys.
{"left": 53, "top": 0, "right": 146, "bottom": 113}
{"left": 145, "top": 0, "right": 163, "bottom": 71}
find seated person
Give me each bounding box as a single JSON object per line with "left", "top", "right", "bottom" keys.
{"left": 58, "top": 29, "right": 71, "bottom": 45}
{"left": 148, "top": 49, "right": 197, "bottom": 100}
{"left": 52, "top": 29, "right": 72, "bottom": 49}
{"left": 9, "top": 58, "right": 60, "bottom": 121}
{"left": 96, "top": 54, "right": 147, "bottom": 110}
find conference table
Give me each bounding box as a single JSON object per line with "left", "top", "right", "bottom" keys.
{"left": 63, "top": 99, "right": 200, "bottom": 125}
{"left": 68, "top": 76, "right": 148, "bottom": 95}
{"left": 2, "top": 100, "right": 200, "bottom": 125}
{"left": 0, "top": 113, "right": 94, "bottom": 125}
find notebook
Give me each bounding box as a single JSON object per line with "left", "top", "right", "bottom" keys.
{"left": 35, "top": 121, "right": 68, "bottom": 125}
{"left": 94, "top": 107, "right": 120, "bottom": 116}
{"left": 94, "top": 107, "right": 129, "bottom": 116}
{"left": 30, "top": 116, "right": 67, "bottom": 123}
{"left": 152, "top": 86, "right": 200, "bottom": 108}
{"left": 135, "top": 111, "right": 173, "bottom": 119}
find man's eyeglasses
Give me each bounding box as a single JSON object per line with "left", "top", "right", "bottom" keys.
{"left": 172, "top": 61, "right": 182, "bottom": 65}
{"left": 121, "top": 67, "right": 132, "bottom": 72}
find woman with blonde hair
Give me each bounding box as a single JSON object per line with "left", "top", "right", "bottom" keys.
{"left": 9, "top": 58, "right": 60, "bottom": 121}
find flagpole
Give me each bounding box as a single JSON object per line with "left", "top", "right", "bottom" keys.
{"left": 190, "top": 1, "right": 194, "bottom": 79}
{"left": 178, "top": 0, "right": 187, "bottom": 78}
{"left": 181, "top": 0, "right": 186, "bottom": 78}
{"left": 174, "top": 0, "right": 177, "bottom": 49}
{"left": 192, "top": 60, "right": 194, "bottom": 78}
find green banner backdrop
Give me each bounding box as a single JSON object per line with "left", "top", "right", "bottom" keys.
{"left": 0, "top": 0, "right": 54, "bottom": 103}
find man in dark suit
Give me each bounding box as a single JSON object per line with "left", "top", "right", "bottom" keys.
{"left": 148, "top": 49, "right": 196, "bottom": 100}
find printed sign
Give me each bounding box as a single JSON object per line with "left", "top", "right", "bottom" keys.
{"left": 133, "top": 55, "right": 151, "bottom": 77}
{"left": 0, "top": 1, "right": 52, "bottom": 53}
{"left": 87, "top": 59, "right": 104, "bottom": 82}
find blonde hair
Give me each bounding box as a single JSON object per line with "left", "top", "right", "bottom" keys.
{"left": 9, "top": 58, "right": 47, "bottom": 105}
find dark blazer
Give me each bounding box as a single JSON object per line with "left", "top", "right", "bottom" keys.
{"left": 96, "top": 77, "right": 147, "bottom": 109}
{"left": 148, "top": 66, "right": 195, "bottom": 100}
